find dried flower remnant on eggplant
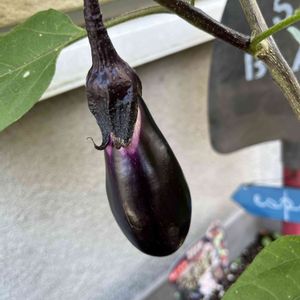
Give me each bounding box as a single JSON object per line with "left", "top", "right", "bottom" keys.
{"left": 84, "top": 0, "right": 192, "bottom": 256}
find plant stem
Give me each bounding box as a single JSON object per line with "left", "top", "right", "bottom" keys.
{"left": 252, "top": 10, "right": 300, "bottom": 49}
{"left": 104, "top": 0, "right": 196, "bottom": 28}
{"left": 84, "top": 1, "right": 175, "bottom": 64}
{"left": 153, "top": 0, "right": 250, "bottom": 51}
{"left": 80, "top": 1, "right": 198, "bottom": 39}
{"left": 240, "top": 0, "right": 300, "bottom": 118}
{"left": 105, "top": 6, "right": 170, "bottom": 28}
{"left": 84, "top": 0, "right": 117, "bottom": 66}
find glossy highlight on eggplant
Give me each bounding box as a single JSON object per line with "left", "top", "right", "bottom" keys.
{"left": 84, "top": 0, "right": 192, "bottom": 256}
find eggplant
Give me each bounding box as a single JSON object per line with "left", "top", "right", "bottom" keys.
{"left": 84, "top": 0, "right": 191, "bottom": 256}
{"left": 105, "top": 98, "right": 191, "bottom": 256}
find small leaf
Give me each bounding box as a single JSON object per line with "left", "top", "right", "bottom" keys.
{"left": 224, "top": 236, "right": 300, "bottom": 300}
{"left": 0, "top": 9, "right": 86, "bottom": 131}
{"left": 288, "top": 26, "right": 300, "bottom": 44}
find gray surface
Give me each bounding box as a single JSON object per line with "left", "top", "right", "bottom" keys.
{"left": 0, "top": 44, "right": 281, "bottom": 300}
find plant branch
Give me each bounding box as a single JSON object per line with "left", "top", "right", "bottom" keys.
{"left": 104, "top": 0, "right": 196, "bottom": 28}
{"left": 252, "top": 9, "right": 300, "bottom": 49}
{"left": 240, "top": 0, "right": 300, "bottom": 118}
{"left": 105, "top": 6, "right": 170, "bottom": 28}
{"left": 153, "top": 0, "right": 250, "bottom": 51}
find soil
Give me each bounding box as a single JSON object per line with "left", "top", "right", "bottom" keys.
{"left": 209, "top": 231, "right": 279, "bottom": 300}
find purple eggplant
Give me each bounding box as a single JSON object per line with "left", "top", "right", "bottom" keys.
{"left": 84, "top": 0, "right": 191, "bottom": 256}
{"left": 105, "top": 98, "right": 191, "bottom": 256}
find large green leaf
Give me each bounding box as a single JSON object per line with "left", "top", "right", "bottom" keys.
{"left": 0, "top": 9, "right": 86, "bottom": 131}
{"left": 224, "top": 236, "right": 300, "bottom": 300}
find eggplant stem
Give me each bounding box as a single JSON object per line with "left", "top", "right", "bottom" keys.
{"left": 83, "top": 0, "right": 118, "bottom": 66}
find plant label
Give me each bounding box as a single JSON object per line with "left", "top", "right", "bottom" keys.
{"left": 233, "top": 184, "right": 300, "bottom": 222}
{"left": 209, "top": 0, "right": 300, "bottom": 155}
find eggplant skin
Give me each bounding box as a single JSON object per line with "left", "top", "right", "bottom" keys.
{"left": 105, "top": 98, "right": 191, "bottom": 256}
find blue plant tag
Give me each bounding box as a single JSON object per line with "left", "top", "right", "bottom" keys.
{"left": 232, "top": 185, "right": 300, "bottom": 222}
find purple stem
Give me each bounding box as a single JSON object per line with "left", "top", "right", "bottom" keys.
{"left": 83, "top": 0, "right": 118, "bottom": 66}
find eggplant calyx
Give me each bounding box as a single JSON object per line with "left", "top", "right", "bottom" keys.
{"left": 87, "top": 63, "right": 141, "bottom": 150}
{"left": 84, "top": 0, "right": 141, "bottom": 152}
{"left": 86, "top": 136, "right": 108, "bottom": 150}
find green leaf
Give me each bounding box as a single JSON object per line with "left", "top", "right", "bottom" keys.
{"left": 0, "top": 9, "right": 86, "bottom": 131}
{"left": 288, "top": 26, "right": 300, "bottom": 44}
{"left": 224, "top": 236, "right": 300, "bottom": 300}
